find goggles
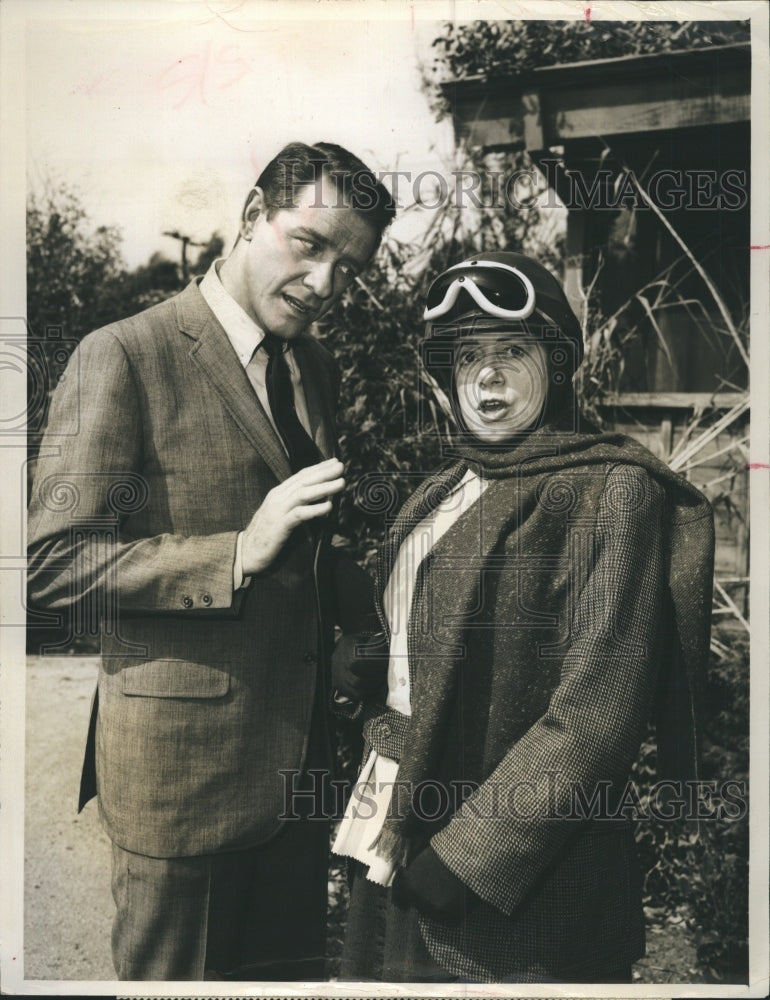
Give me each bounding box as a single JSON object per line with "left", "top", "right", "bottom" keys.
{"left": 423, "top": 260, "right": 537, "bottom": 322}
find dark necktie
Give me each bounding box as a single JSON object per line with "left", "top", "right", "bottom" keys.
{"left": 262, "top": 333, "right": 320, "bottom": 474}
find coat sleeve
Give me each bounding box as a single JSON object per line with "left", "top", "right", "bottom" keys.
{"left": 429, "top": 464, "right": 666, "bottom": 916}
{"left": 27, "top": 328, "right": 243, "bottom": 616}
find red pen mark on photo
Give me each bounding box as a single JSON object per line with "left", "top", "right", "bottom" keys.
{"left": 748, "top": 463, "right": 769, "bottom": 470}
{"left": 749, "top": 244, "right": 770, "bottom": 250}
{"left": 70, "top": 71, "right": 113, "bottom": 98}
{"left": 157, "top": 41, "right": 253, "bottom": 108}
{"left": 585, "top": 7, "right": 592, "bottom": 22}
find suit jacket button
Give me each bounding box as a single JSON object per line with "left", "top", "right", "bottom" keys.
{"left": 303, "top": 651, "right": 317, "bottom": 664}
{"left": 182, "top": 595, "right": 193, "bottom": 608}
{"left": 201, "top": 593, "right": 212, "bottom": 605}
{"left": 378, "top": 723, "right": 392, "bottom": 738}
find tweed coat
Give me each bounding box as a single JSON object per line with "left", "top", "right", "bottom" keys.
{"left": 362, "top": 439, "right": 714, "bottom": 981}
{"left": 27, "top": 279, "right": 368, "bottom": 859}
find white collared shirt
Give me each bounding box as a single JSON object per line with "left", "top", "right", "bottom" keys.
{"left": 381, "top": 468, "right": 488, "bottom": 714}
{"left": 332, "top": 469, "right": 489, "bottom": 885}
{"left": 199, "top": 260, "right": 312, "bottom": 441}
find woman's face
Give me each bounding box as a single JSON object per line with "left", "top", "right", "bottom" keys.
{"left": 453, "top": 334, "right": 548, "bottom": 442}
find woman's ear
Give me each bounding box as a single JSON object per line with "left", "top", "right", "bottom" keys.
{"left": 239, "top": 187, "right": 265, "bottom": 241}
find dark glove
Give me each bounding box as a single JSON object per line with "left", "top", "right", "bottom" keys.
{"left": 331, "top": 631, "right": 389, "bottom": 701}
{"left": 391, "top": 846, "right": 480, "bottom": 926}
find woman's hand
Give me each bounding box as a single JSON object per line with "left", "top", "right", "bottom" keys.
{"left": 331, "top": 631, "right": 389, "bottom": 701}
{"left": 392, "top": 846, "right": 480, "bottom": 926}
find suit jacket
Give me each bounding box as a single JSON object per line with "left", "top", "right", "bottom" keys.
{"left": 28, "top": 279, "right": 368, "bottom": 858}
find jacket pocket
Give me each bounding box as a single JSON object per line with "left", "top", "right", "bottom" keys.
{"left": 121, "top": 659, "right": 230, "bottom": 699}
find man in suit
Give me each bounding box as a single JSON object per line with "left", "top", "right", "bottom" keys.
{"left": 27, "top": 141, "right": 395, "bottom": 981}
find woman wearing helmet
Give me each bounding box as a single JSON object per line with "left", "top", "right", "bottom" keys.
{"left": 332, "top": 252, "right": 714, "bottom": 983}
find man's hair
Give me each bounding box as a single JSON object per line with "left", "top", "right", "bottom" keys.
{"left": 255, "top": 141, "right": 396, "bottom": 242}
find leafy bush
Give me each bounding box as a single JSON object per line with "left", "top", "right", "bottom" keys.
{"left": 428, "top": 19, "right": 750, "bottom": 90}
{"left": 633, "top": 622, "right": 749, "bottom": 982}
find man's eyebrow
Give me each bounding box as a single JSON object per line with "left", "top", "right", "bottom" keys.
{"left": 291, "top": 224, "right": 329, "bottom": 246}
{"left": 290, "top": 222, "right": 368, "bottom": 268}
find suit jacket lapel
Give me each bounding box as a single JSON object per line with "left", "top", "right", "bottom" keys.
{"left": 174, "top": 282, "right": 292, "bottom": 483}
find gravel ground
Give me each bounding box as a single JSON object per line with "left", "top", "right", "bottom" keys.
{"left": 24, "top": 656, "right": 114, "bottom": 982}
{"left": 21, "top": 655, "right": 702, "bottom": 988}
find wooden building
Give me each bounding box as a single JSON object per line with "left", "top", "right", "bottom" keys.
{"left": 443, "top": 41, "right": 751, "bottom": 592}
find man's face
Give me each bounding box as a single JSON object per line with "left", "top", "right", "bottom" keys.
{"left": 239, "top": 173, "right": 379, "bottom": 339}
{"left": 453, "top": 334, "right": 548, "bottom": 442}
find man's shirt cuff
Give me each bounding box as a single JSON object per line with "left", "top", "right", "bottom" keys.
{"left": 233, "top": 531, "right": 251, "bottom": 590}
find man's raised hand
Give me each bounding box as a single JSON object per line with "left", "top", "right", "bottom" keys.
{"left": 241, "top": 458, "right": 345, "bottom": 574}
